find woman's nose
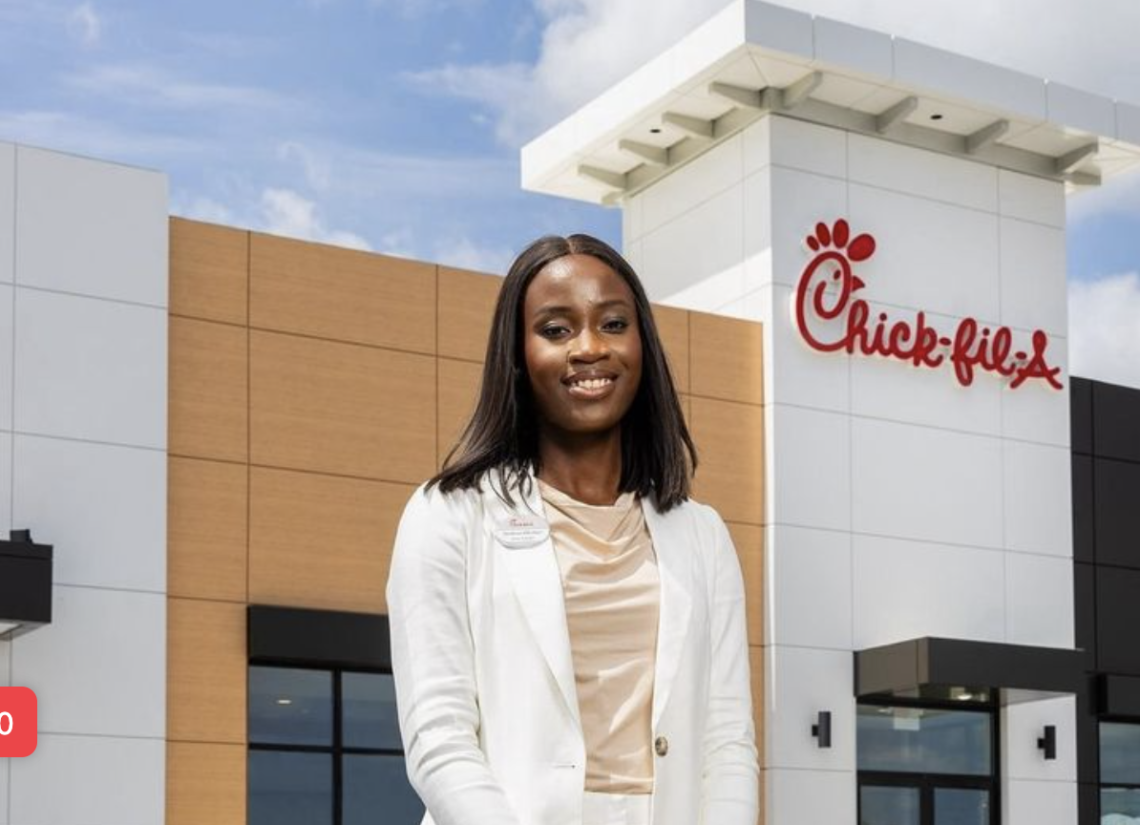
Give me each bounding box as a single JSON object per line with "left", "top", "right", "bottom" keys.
{"left": 570, "top": 328, "right": 609, "bottom": 361}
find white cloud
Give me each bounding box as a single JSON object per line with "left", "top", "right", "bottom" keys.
{"left": 259, "top": 187, "right": 373, "bottom": 250}
{"left": 66, "top": 2, "right": 101, "bottom": 46}
{"left": 411, "top": 0, "right": 1140, "bottom": 148}
{"left": 432, "top": 236, "right": 514, "bottom": 273}
{"left": 1069, "top": 273, "right": 1140, "bottom": 390}
{"left": 66, "top": 64, "right": 291, "bottom": 111}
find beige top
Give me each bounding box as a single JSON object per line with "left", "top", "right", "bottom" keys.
{"left": 538, "top": 479, "right": 660, "bottom": 795}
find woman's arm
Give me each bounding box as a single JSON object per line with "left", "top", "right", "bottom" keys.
{"left": 698, "top": 506, "right": 761, "bottom": 825}
{"left": 387, "top": 486, "right": 523, "bottom": 825}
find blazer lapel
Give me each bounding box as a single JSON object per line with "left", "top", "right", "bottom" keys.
{"left": 483, "top": 473, "right": 581, "bottom": 728}
{"left": 643, "top": 497, "right": 694, "bottom": 727}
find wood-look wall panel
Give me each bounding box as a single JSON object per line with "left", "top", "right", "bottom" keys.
{"left": 168, "top": 598, "right": 247, "bottom": 744}
{"left": 249, "top": 466, "right": 414, "bottom": 613}
{"left": 438, "top": 266, "right": 501, "bottom": 363}
{"left": 438, "top": 357, "right": 483, "bottom": 467}
{"left": 690, "top": 397, "right": 764, "bottom": 525}
{"left": 689, "top": 311, "right": 763, "bottom": 405}
{"left": 169, "top": 317, "right": 248, "bottom": 462}
{"left": 250, "top": 233, "right": 436, "bottom": 354}
{"left": 168, "top": 457, "right": 248, "bottom": 602}
{"left": 727, "top": 521, "right": 764, "bottom": 647}
{"left": 250, "top": 331, "right": 436, "bottom": 482}
{"left": 167, "top": 742, "right": 246, "bottom": 825}
{"left": 169, "top": 218, "right": 248, "bottom": 326}
{"left": 652, "top": 305, "right": 690, "bottom": 394}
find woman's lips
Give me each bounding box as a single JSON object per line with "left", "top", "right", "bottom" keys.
{"left": 565, "top": 375, "right": 616, "bottom": 400}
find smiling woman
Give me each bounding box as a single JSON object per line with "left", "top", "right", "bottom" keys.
{"left": 385, "top": 234, "right": 760, "bottom": 825}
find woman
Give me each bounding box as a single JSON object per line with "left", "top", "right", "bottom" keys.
{"left": 386, "top": 234, "right": 758, "bottom": 825}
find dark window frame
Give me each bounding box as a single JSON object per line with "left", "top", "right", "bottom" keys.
{"left": 247, "top": 661, "right": 414, "bottom": 825}
{"left": 857, "top": 695, "right": 1002, "bottom": 825}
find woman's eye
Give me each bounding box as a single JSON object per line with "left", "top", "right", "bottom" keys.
{"left": 603, "top": 318, "right": 630, "bottom": 332}
{"left": 540, "top": 325, "right": 569, "bottom": 338}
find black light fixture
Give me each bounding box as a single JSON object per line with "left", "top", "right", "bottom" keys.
{"left": 1038, "top": 725, "right": 1057, "bottom": 760}
{"left": 0, "top": 529, "right": 53, "bottom": 640}
{"left": 811, "top": 711, "right": 832, "bottom": 749}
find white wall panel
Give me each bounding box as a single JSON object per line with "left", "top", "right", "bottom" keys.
{"left": 998, "top": 169, "right": 1065, "bottom": 228}
{"left": 767, "top": 767, "right": 856, "bottom": 825}
{"left": 766, "top": 525, "right": 852, "bottom": 649}
{"left": 852, "top": 418, "right": 1003, "bottom": 549}
{"left": 1046, "top": 82, "right": 1116, "bottom": 137}
{"left": 1004, "top": 778, "right": 1078, "bottom": 825}
{"left": 770, "top": 404, "right": 850, "bottom": 531}
{"left": 1005, "top": 552, "right": 1074, "bottom": 648}
{"left": 766, "top": 645, "right": 855, "bottom": 771}
{"left": 853, "top": 534, "right": 1005, "bottom": 648}
{"left": 1000, "top": 217, "right": 1067, "bottom": 337}
{"left": 1003, "top": 696, "right": 1077, "bottom": 782}
{"left": 848, "top": 183, "right": 1000, "bottom": 321}
{"left": 813, "top": 17, "right": 892, "bottom": 79}
{"left": 742, "top": 167, "right": 772, "bottom": 291}
{"left": 771, "top": 117, "right": 847, "bottom": 179}
{"left": 642, "top": 184, "right": 744, "bottom": 310}
{"left": 11, "top": 585, "right": 165, "bottom": 738}
{"left": 848, "top": 304, "right": 1002, "bottom": 436}
{"left": 741, "top": 116, "right": 771, "bottom": 178}
{"left": 640, "top": 134, "right": 742, "bottom": 235}
{"left": 10, "top": 733, "right": 164, "bottom": 825}
{"left": 848, "top": 132, "right": 998, "bottom": 212}
{"left": 13, "top": 288, "right": 166, "bottom": 449}
{"left": 15, "top": 146, "right": 167, "bottom": 307}
{"left": 0, "top": 285, "right": 11, "bottom": 433}
{"left": 742, "top": 1, "right": 814, "bottom": 62}
{"left": 0, "top": 430, "right": 10, "bottom": 537}
{"left": 13, "top": 434, "right": 165, "bottom": 592}
{"left": 1001, "top": 340, "right": 1070, "bottom": 447}
{"left": 766, "top": 283, "right": 850, "bottom": 412}
{"left": 0, "top": 142, "right": 13, "bottom": 286}
{"left": 769, "top": 165, "right": 847, "bottom": 289}
{"left": 1003, "top": 440, "right": 1073, "bottom": 557}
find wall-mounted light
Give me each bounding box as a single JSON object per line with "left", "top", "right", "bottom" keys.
{"left": 811, "top": 711, "right": 832, "bottom": 749}
{"left": 1037, "top": 725, "right": 1057, "bottom": 760}
{"left": 0, "top": 530, "right": 53, "bottom": 640}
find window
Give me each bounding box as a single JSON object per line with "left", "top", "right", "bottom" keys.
{"left": 1101, "top": 722, "right": 1140, "bottom": 824}
{"left": 858, "top": 699, "right": 998, "bottom": 825}
{"left": 248, "top": 665, "right": 424, "bottom": 825}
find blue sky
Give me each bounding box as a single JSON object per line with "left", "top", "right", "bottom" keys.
{"left": 2, "top": 0, "right": 1139, "bottom": 384}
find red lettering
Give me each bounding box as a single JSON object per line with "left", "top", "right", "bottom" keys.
{"left": 793, "top": 218, "right": 1062, "bottom": 391}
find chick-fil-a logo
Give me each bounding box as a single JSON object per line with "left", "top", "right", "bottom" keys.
{"left": 794, "top": 219, "right": 1063, "bottom": 390}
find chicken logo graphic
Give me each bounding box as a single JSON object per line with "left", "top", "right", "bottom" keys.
{"left": 794, "top": 219, "right": 1062, "bottom": 391}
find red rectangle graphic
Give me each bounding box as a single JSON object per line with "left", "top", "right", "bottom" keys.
{"left": 0, "top": 687, "right": 38, "bottom": 757}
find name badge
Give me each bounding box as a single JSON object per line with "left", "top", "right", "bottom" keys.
{"left": 494, "top": 515, "right": 550, "bottom": 549}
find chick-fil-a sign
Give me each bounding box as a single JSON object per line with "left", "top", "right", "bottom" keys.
{"left": 794, "top": 219, "right": 1062, "bottom": 390}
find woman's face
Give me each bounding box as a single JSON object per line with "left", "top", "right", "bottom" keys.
{"left": 522, "top": 253, "right": 643, "bottom": 440}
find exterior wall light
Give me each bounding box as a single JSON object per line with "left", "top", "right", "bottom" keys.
{"left": 812, "top": 710, "right": 832, "bottom": 748}
{"left": 1037, "top": 724, "right": 1057, "bottom": 760}
{"left": 0, "top": 530, "right": 53, "bottom": 640}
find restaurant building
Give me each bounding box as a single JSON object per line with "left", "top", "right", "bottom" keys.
{"left": 0, "top": 1, "right": 1139, "bottom": 823}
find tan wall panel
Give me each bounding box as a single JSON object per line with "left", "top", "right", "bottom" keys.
{"left": 250, "top": 233, "right": 436, "bottom": 354}
{"left": 438, "top": 266, "right": 501, "bottom": 362}
{"left": 168, "top": 598, "right": 247, "bottom": 744}
{"left": 690, "top": 311, "right": 763, "bottom": 405}
{"left": 168, "top": 457, "right": 248, "bottom": 602}
{"left": 652, "top": 305, "right": 690, "bottom": 394}
{"left": 250, "top": 331, "right": 436, "bottom": 482}
{"left": 167, "top": 741, "right": 246, "bottom": 825}
{"left": 169, "top": 218, "right": 248, "bottom": 326}
{"left": 690, "top": 397, "right": 764, "bottom": 525}
{"left": 169, "top": 317, "right": 248, "bottom": 462}
{"left": 438, "top": 357, "right": 483, "bottom": 467}
{"left": 249, "top": 467, "right": 414, "bottom": 613}
{"left": 727, "top": 521, "right": 764, "bottom": 647}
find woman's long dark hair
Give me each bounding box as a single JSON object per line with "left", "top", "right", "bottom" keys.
{"left": 428, "top": 234, "right": 697, "bottom": 511}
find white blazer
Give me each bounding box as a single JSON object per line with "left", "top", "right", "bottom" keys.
{"left": 386, "top": 469, "right": 759, "bottom": 825}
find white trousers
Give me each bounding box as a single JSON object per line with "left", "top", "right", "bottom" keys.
{"left": 582, "top": 792, "right": 652, "bottom": 825}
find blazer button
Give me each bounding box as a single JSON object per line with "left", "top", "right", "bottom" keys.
{"left": 654, "top": 736, "right": 669, "bottom": 757}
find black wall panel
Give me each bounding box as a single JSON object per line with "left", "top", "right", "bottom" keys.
{"left": 1094, "top": 458, "right": 1140, "bottom": 570}
{"left": 1093, "top": 381, "right": 1140, "bottom": 462}
{"left": 1095, "top": 566, "right": 1140, "bottom": 675}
